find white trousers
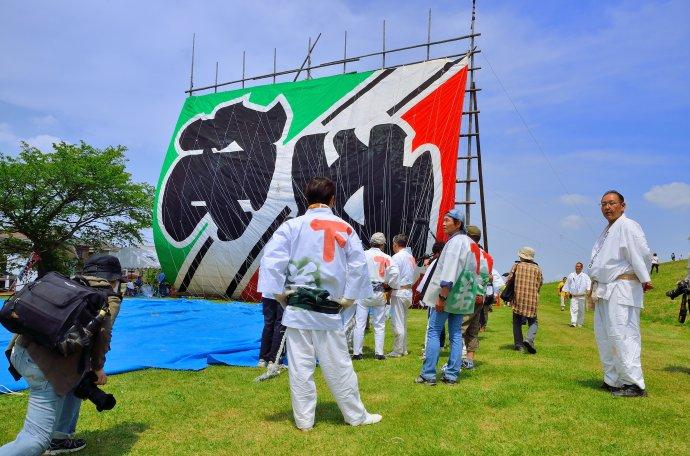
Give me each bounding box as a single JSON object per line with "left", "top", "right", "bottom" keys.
{"left": 353, "top": 304, "right": 387, "bottom": 356}
{"left": 593, "top": 296, "right": 645, "bottom": 389}
{"left": 560, "top": 296, "right": 565, "bottom": 308}
{"left": 389, "top": 295, "right": 412, "bottom": 355}
{"left": 570, "top": 296, "right": 586, "bottom": 326}
{"left": 285, "top": 327, "right": 369, "bottom": 429}
{"left": 341, "top": 305, "right": 357, "bottom": 349}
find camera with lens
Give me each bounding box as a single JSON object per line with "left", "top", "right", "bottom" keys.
{"left": 74, "top": 371, "right": 116, "bottom": 412}
{"left": 667, "top": 278, "right": 690, "bottom": 324}
{"left": 666, "top": 278, "right": 690, "bottom": 300}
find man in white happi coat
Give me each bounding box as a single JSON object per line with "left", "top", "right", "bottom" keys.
{"left": 258, "top": 177, "right": 382, "bottom": 429}
{"left": 588, "top": 190, "right": 653, "bottom": 397}
{"left": 417, "top": 209, "right": 481, "bottom": 385}
{"left": 564, "top": 262, "right": 591, "bottom": 327}
{"left": 351, "top": 232, "right": 391, "bottom": 361}
{"left": 386, "top": 234, "right": 417, "bottom": 357}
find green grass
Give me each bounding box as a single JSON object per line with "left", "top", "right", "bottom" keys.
{"left": 1, "top": 261, "right": 689, "bottom": 455}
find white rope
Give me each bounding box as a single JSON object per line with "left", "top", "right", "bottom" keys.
{"left": 482, "top": 52, "right": 597, "bottom": 237}
{"left": 254, "top": 331, "right": 287, "bottom": 382}
{"left": 0, "top": 385, "right": 24, "bottom": 396}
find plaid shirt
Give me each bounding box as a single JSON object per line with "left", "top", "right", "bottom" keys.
{"left": 508, "top": 261, "right": 543, "bottom": 318}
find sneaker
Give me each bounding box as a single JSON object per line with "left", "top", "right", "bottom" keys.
{"left": 441, "top": 376, "right": 457, "bottom": 385}
{"left": 45, "top": 438, "right": 86, "bottom": 454}
{"left": 577, "top": 324, "right": 583, "bottom": 328}
{"left": 522, "top": 340, "right": 537, "bottom": 354}
{"left": 414, "top": 375, "right": 437, "bottom": 386}
{"left": 351, "top": 354, "right": 363, "bottom": 360}
{"left": 352, "top": 413, "right": 383, "bottom": 426}
{"left": 257, "top": 359, "right": 267, "bottom": 368}
{"left": 440, "top": 362, "right": 448, "bottom": 373}
{"left": 569, "top": 323, "right": 576, "bottom": 327}
{"left": 461, "top": 359, "right": 475, "bottom": 370}
{"left": 600, "top": 382, "right": 619, "bottom": 392}
{"left": 386, "top": 352, "right": 403, "bottom": 358}
{"left": 374, "top": 354, "right": 386, "bottom": 361}
{"left": 514, "top": 344, "right": 525, "bottom": 353}
{"left": 560, "top": 307, "right": 565, "bottom": 311}
{"left": 612, "top": 384, "right": 647, "bottom": 397}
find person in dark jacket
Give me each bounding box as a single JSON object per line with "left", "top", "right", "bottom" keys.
{"left": 0, "top": 255, "right": 125, "bottom": 456}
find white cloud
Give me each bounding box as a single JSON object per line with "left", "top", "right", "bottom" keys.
{"left": 23, "top": 134, "right": 62, "bottom": 151}
{"left": 0, "top": 123, "right": 16, "bottom": 143}
{"left": 0, "top": 124, "right": 63, "bottom": 153}
{"left": 566, "top": 149, "right": 671, "bottom": 166}
{"left": 644, "top": 182, "right": 690, "bottom": 209}
{"left": 0, "top": 123, "right": 19, "bottom": 153}
{"left": 559, "top": 194, "right": 590, "bottom": 206}
{"left": 30, "top": 115, "right": 58, "bottom": 126}
{"left": 560, "top": 215, "right": 585, "bottom": 229}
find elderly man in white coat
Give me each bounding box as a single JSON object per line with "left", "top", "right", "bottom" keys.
{"left": 351, "top": 232, "right": 391, "bottom": 361}
{"left": 588, "top": 190, "right": 653, "bottom": 398}
{"left": 564, "top": 262, "right": 591, "bottom": 328}
{"left": 258, "top": 177, "right": 382, "bottom": 429}
{"left": 386, "top": 234, "right": 417, "bottom": 358}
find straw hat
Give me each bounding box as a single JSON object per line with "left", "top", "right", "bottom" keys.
{"left": 518, "top": 246, "right": 535, "bottom": 261}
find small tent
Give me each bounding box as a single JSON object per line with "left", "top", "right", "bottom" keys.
{"left": 109, "top": 245, "right": 160, "bottom": 270}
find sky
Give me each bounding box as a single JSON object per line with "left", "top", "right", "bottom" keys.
{"left": 1, "top": 0, "right": 689, "bottom": 280}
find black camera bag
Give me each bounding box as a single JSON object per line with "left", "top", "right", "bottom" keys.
{"left": 0, "top": 272, "right": 107, "bottom": 356}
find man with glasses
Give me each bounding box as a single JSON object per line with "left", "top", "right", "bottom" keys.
{"left": 588, "top": 190, "right": 653, "bottom": 397}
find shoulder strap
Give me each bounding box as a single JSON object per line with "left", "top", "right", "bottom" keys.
{"left": 419, "top": 259, "right": 439, "bottom": 297}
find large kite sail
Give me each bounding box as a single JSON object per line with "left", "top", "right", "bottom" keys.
{"left": 154, "top": 57, "right": 469, "bottom": 300}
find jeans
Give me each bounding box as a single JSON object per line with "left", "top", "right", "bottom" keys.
{"left": 421, "top": 309, "right": 463, "bottom": 381}
{"left": 259, "top": 298, "right": 286, "bottom": 363}
{"left": 512, "top": 313, "right": 538, "bottom": 348}
{"left": 426, "top": 307, "right": 446, "bottom": 347}
{"left": 0, "top": 345, "right": 82, "bottom": 456}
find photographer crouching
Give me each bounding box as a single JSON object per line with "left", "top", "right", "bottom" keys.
{"left": 0, "top": 255, "right": 124, "bottom": 455}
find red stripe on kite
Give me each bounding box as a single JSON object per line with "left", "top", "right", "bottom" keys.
{"left": 400, "top": 66, "right": 468, "bottom": 240}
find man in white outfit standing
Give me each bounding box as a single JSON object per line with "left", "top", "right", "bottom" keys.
{"left": 386, "top": 234, "right": 417, "bottom": 358}
{"left": 588, "top": 190, "right": 653, "bottom": 397}
{"left": 564, "top": 262, "right": 591, "bottom": 328}
{"left": 258, "top": 177, "right": 382, "bottom": 429}
{"left": 352, "top": 232, "right": 391, "bottom": 361}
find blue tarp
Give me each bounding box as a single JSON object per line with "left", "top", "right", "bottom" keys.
{"left": 0, "top": 298, "right": 263, "bottom": 393}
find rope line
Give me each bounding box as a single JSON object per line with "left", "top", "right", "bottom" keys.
{"left": 481, "top": 52, "right": 597, "bottom": 237}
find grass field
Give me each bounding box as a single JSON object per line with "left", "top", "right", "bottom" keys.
{"left": 1, "top": 261, "right": 689, "bottom": 455}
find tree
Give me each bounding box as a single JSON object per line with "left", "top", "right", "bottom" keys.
{"left": 0, "top": 141, "right": 154, "bottom": 276}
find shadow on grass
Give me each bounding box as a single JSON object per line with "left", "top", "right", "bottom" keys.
{"left": 499, "top": 344, "right": 519, "bottom": 351}
{"left": 78, "top": 421, "right": 148, "bottom": 455}
{"left": 664, "top": 365, "right": 690, "bottom": 375}
{"left": 265, "top": 401, "right": 346, "bottom": 427}
{"left": 576, "top": 378, "right": 606, "bottom": 391}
